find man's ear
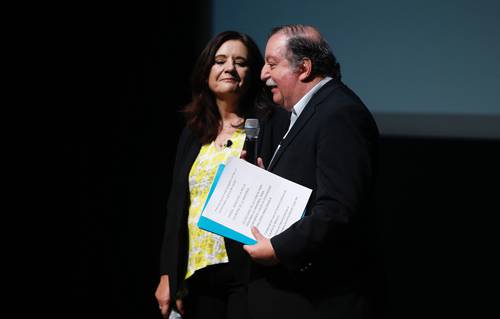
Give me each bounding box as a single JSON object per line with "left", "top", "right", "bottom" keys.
{"left": 298, "top": 58, "right": 312, "bottom": 81}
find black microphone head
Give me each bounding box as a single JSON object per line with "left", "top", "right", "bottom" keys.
{"left": 225, "top": 139, "right": 233, "bottom": 147}
{"left": 244, "top": 118, "right": 260, "bottom": 140}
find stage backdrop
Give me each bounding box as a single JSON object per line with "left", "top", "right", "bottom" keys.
{"left": 213, "top": 0, "right": 500, "bottom": 139}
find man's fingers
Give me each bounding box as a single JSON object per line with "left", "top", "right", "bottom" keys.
{"left": 257, "top": 157, "right": 265, "bottom": 169}
{"left": 251, "top": 226, "right": 265, "bottom": 241}
{"left": 240, "top": 150, "right": 247, "bottom": 160}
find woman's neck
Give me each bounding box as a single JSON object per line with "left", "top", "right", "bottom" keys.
{"left": 213, "top": 102, "right": 243, "bottom": 148}
{"left": 217, "top": 100, "right": 243, "bottom": 128}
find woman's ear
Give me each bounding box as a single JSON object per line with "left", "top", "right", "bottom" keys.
{"left": 298, "top": 58, "right": 312, "bottom": 81}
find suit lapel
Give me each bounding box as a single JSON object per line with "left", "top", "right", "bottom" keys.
{"left": 267, "top": 80, "right": 342, "bottom": 171}
{"left": 267, "top": 103, "right": 315, "bottom": 171}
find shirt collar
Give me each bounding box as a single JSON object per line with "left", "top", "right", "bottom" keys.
{"left": 291, "top": 76, "right": 332, "bottom": 117}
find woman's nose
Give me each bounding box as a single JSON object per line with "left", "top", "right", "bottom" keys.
{"left": 224, "top": 59, "right": 235, "bottom": 72}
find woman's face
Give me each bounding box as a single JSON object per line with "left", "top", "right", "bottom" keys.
{"left": 208, "top": 40, "right": 250, "bottom": 98}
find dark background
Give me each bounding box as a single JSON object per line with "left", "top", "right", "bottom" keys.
{"left": 76, "top": 2, "right": 500, "bottom": 318}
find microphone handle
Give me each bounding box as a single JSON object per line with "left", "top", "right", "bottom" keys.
{"left": 244, "top": 138, "right": 259, "bottom": 165}
{"left": 253, "top": 139, "right": 258, "bottom": 165}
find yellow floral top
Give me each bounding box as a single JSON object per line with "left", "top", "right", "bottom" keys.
{"left": 185, "top": 129, "right": 246, "bottom": 279}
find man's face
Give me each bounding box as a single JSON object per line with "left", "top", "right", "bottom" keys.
{"left": 208, "top": 40, "right": 249, "bottom": 98}
{"left": 261, "top": 33, "right": 301, "bottom": 110}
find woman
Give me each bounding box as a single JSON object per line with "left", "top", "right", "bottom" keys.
{"left": 155, "top": 31, "right": 269, "bottom": 319}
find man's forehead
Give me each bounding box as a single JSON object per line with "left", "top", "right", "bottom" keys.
{"left": 268, "top": 32, "right": 288, "bottom": 46}
{"left": 266, "top": 34, "right": 288, "bottom": 57}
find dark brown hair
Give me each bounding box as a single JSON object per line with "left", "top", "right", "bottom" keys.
{"left": 183, "top": 31, "right": 270, "bottom": 144}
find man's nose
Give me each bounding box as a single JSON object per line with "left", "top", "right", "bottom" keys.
{"left": 260, "top": 64, "right": 269, "bottom": 81}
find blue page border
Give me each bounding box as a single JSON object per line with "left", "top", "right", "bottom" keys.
{"left": 198, "top": 215, "right": 257, "bottom": 245}
{"left": 198, "top": 162, "right": 257, "bottom": 245}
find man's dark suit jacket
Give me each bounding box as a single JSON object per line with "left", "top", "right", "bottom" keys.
{"left": 249, "top": 79, "right": 379, "bottom": 319}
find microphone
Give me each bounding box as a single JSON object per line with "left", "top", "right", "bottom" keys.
{"left": 224, "top": 139, "right": 233, "bottom": 148}
{"left": 244, "top": 118, "right": 260, "bottom": 165}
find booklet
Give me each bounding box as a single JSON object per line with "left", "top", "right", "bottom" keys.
{"left": 197, "top": 157, "right": 312, "bottom": 245}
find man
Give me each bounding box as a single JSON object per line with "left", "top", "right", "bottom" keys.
{"left": 243, "top": 25, "right": 380, "bottom": 319}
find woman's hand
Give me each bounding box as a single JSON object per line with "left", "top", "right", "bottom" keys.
{"left": 155, "top": 275, "right": 171, "bottom": 318}
{"left": 176, "top": 299, "right": 185, "bottom": 316}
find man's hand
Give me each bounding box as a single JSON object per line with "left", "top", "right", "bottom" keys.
{"left": 240, "top": 149, "right": 248, "bottom": 160}
{"left": 256, "top": 157, "right": 265, "bottom": 169}
{"left": 240, "top": 151, "right": 266, "bottom": 169}
{"left": 243, "top": 226, "right": 279, "bottom": 266}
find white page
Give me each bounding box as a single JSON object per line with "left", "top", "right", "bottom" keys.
{"left": 199, "top": 157, "right": 312, "bottom": 242}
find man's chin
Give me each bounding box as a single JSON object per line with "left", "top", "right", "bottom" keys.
{"left": 272, "top": 96, "right": 284, "bottom": 106}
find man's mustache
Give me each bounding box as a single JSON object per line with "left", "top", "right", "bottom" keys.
{"left": 265, "top": 78, "right": 277, "bottom": 87}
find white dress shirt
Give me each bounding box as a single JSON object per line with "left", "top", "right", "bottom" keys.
{"left": 268, "top": 77, "right": 332, "bottom": 167}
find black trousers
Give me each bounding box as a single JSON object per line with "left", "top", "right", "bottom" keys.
{"left": 183, "top": 238, "right": 251, "bottom": 319}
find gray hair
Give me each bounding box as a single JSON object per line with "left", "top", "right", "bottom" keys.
{"left": 269, "top": 24, "right": 341, "bottom": 80}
